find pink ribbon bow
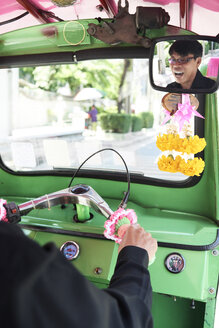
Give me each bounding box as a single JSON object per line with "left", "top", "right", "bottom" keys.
{"left": 162, "top": 94, "right": 205, "bottom": 131}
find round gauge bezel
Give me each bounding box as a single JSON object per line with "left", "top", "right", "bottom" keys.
{"left": 60, "top": 241, "right": 80, "bottom": 261}
{"left": 164, "top": 252, "right": 185, "bottom": 274}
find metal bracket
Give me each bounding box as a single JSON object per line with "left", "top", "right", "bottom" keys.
{"left": 87, "top": 0, "right": 169, "bottom": 48}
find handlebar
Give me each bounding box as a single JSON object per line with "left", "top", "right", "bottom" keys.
{"left": 4, "top": 184, "right": 114, "bottom": 224}
{"left": 2, "top": 183, "right": 140, "bottom": 248}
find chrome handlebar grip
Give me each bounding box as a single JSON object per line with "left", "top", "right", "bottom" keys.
{"left": 18, "top": 184, "right": 114, "bottom": 219}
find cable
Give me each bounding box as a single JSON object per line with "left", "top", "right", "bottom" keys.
{"left": 0, "top": 12, "right": 29, "bottom": 26}
{"left": 68, "top": 148, "right": 130, "bottom": 209}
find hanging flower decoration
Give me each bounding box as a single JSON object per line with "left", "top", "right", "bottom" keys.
{"left": 104, "top": 208, "right": 137, "bottom": 244}
{"left": 157, "top": 94, "right": 206, "bottom": 176}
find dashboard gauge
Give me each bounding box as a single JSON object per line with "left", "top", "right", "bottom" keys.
{"left": 165, "top": 253, "right": 185, "bottom": 273}
{"left": 60, "top": 241, "right": 79, "bottom": 261}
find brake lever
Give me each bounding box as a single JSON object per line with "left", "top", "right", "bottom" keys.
{"left": 4, "top": 184, "right": 114, "bottom": 223}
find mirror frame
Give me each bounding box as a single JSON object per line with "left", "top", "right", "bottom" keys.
{"left": 149, "top": 35, "right": 219, "bottom": 94}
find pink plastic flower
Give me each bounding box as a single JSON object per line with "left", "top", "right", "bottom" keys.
{"left": 0, "top": 199, "right": 8, "bottom": 222}
{"left": 104, "top": 208, "right": 137, "bottom": 244}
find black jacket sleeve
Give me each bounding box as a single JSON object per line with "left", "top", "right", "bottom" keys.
{"left": 0, "top": 222, "right": 153, "bottom": 328}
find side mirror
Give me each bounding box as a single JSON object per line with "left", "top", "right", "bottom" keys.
{"left": 149, "top": 35, "right": 219, "bottom": 94}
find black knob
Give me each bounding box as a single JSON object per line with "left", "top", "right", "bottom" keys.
{"left": 71, "top": 185, "right": 90, "bottom": 194}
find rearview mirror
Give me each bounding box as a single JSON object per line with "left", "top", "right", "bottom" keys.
{"left": 149, "top": 36, "right": 219, "bottom": 94}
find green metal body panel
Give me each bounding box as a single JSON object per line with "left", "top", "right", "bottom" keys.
{"left": 0, "top": 20, "right": 193, "bottom": 57}
{"left": 203, "top": 298, "right": 216, "bottom": 328}
{"left": 1, "top": 195, "right": 218, "bottom": 246}
{"left": 0, "top": 20, "right": 218, "bottom": 328}
{"left": 152, "top": 293, "right": 206, "bottom": 328}
{"left": 0, "top": 194, "right": 217, "bottom": 303}
{"left": 32, "top": 231, "right": 118, "bottom": 285}
{"left": 21, "top": 227, "right": 219, "bottom": 302}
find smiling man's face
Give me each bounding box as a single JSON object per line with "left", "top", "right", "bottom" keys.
{"left": 170, "top": 51, "right": 202, "bottom": 89}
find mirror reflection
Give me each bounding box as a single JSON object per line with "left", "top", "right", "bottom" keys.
{"left": 152, "top": 39, "right": 219, "bottom": 92}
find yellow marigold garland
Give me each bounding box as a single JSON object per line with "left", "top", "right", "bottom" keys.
{"left": 156, "top": 134, "right": 206, "bottom": 154}
{"left": 158, "top": 155, "right": 205, "bottom": 176}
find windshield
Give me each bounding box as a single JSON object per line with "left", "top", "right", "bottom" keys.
{"left": 0, "top": 57, "right": 197, "bottom": 182}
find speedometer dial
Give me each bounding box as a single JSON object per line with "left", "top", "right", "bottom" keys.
{"left": 60, "top": 241, "right": 80, "bottom": 261}
{"left": 165, "top": 253, "right": 185, "bottom": 273}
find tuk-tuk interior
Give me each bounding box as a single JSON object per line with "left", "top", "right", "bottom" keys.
{"left": 0, "top": 1, "right": 218, "bottom": 327}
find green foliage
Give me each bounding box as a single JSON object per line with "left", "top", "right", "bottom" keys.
{"left": 100, "top": 112, "right": 150, "bottom": 133}
{"left": 204, "top": 42, "right": 210, "bottom": 55}
{"left": 99, "top": 113, "right": 110, "bottom": 131}
{"left": 131, "top": 115, "right": 143, "bottom": 132}
{"left": 139, "top": 112, "right": 154, "bottom": 128}
{"left": 165, "top": 57, "right": 170, "bottom": 68}
{"left": 19, "top": 67, "right": 35, "bottom": 84}
{"left": 98, "top": 105, "right": 118, "bottom": 114}
{"left": 200, "top": 64, "right": 208, "bottom": 76}
{"left": 99, "top": 113, "right": 132, "bottom": 133}
{"left": 19, "top": 59, "right": 124, "bottom": 101}
{"left": 164, "top": 40, "right": 174, "bottom": 67}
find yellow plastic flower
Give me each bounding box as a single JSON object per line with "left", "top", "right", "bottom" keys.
{"left": 158, "top": 155, "right": 177, "bottom": 173}
{"left": 178, "top": 157, "right": 205, "bottom": 176}
{"left": 158, "top": 155, "right": 205, "bottom": 176}
{"left": 156, "top": 134, "right": 206, "bottom": 154}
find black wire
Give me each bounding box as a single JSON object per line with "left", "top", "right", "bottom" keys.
{"left": 0, "top": 12, "right": 29, "bottom": 26}
{"left": 68, "top": 148, "right": 130, "bottom": 209}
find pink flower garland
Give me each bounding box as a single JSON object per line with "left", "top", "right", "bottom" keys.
{"left": 104, "top": 208, "right": 137, "bottom": 244}
{"left": 0, "top": 199, "right": 8, "bottom": 222}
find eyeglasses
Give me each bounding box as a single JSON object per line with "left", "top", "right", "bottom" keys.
{"left": 168, "top": 57, "right": 195, "bottom": 65}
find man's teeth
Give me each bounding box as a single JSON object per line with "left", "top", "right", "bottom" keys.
{"left": 174, "top": 72, "right": 184, "bottom": 76}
